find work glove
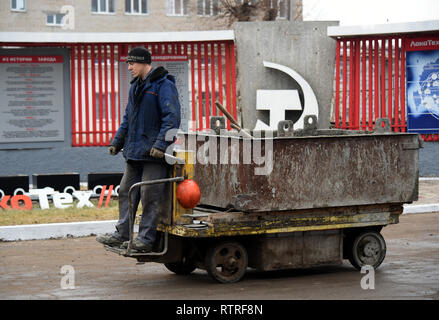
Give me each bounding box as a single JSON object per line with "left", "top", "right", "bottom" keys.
{"left": 150, "top": 147, "right": 164, "bottom": 159}
{"left": 108, "top": 146, "right": 119, "bottom": 156}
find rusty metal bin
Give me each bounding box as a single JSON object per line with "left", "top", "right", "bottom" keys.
{"left": 104, "top": 120, "right": 421, "bottom": 283}
{"left": 186, "top": 130, "right": 421, "bottom": 212}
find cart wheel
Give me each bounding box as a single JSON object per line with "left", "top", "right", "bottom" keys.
{"left": 164, "top": 257, "right": 196, "bottom": 275}
{"left": 205, "top": 241, "right": 248, "bottom": 283}
{"left": 348, "top": 231, "right": 386, "bottom": 270}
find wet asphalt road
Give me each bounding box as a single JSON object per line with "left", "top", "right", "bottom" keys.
{"left": 0, "top": 212, "right": 438, "bottom": 300}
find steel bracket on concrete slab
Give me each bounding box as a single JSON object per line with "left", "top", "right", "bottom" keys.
{"left": 278, "top": 120, "right": 294, "bottom": 137}
{"left": 375, "top": 118, "right": 391, "bottom": 133}
{"left": 210, "top": 116, "right": 226, "bottom": 135}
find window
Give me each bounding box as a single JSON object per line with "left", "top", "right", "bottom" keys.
{"left": 166, "top": 0, "right": 189, "bottom": 16}
{"left": 237, "top": 0, "right": 258, "bottom": 5}
{"left": 91, "top": 0, "right": 115, "bottom": 14}
{"left": 268, "top": 0, "right": 289, "bottom": 19}
{"left": 46, "top": 13, "right": 65, "bottom": 26}
{"left": 197, "top": 0, "right": 221, "bottom": 16}
{"left": 237, "top": 0, "right": 288, "bottom": 19}
{"left": 11, "top": 0, "right": 26, "bottom": 11}
{"left": 125, "top": 0, "right": 148, "bottom": 14}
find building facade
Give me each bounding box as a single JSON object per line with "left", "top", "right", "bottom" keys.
{"left": 1, "top": 0, "right": 303, "bottom": 32}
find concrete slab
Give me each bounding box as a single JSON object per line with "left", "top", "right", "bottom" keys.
{"left": 403, "top": 203, "right": 439, "bottom": 214}
{"left": 0, "top": 220, "right": 139, "bottom": 242}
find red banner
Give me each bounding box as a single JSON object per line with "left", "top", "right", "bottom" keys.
{"left": 0, "top": 56, "right": 63, "bottom": 63}
{"left": 119, "top": 54, "right": 188, "bottom": 62}
{"left": 405, "top": 36, "right": 439, "bottom": 52}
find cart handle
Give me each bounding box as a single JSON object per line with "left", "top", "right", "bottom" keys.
{"left": 127, "top": 176, "right": 184, "bottom": 254}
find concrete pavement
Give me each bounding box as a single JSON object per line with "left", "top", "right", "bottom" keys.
{"left": 0, "top": 211, "right": 438, "bottom": 299}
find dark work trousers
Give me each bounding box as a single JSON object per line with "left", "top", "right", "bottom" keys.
{"left": 113, "top": 160, "right": 169, "bottom": 245}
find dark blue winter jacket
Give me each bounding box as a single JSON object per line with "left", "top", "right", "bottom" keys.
{"left": 111, "top": 67, "right": 181, "bottom": 161}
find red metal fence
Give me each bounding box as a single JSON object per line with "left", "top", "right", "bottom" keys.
{"left": 2, "top": 40, "right": 237, "bottom": 147}
{"left": 333, "top": 36, "right": 439, "bottom": 141}
{"left": 70, "top": 41, "right": 237, "bottom": 146}
{"left": 9, "top": 34, "right": 439, "bottom": 146}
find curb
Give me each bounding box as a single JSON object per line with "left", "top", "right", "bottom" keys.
{"left": 403, "top": 203, "right": 439, "bottom": 215}
{"left": 0, "top": 220, "right": 138, "bottom": 242}
{"left": 0, "top": 204, "right": 438, "bottom": 241}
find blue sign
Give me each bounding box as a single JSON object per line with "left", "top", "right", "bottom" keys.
{"left": 406, "top": 46, "right": 439, "bottom": 134}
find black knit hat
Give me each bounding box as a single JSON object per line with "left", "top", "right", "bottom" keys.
{"left": 126, "top": 47, "right": 152, "bottom": 64}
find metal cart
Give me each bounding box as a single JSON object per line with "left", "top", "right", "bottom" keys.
{"left": 104, "top": 117, "right": 422, "bottom": 283}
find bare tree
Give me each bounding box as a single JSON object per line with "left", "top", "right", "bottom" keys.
{"left": 218, "top": 1, "right": 303, "bottom": 26}
{"left": 292, "top": 0, "right": 303, "bottom": 21}
{"left": 219, "top": 0, "right": 283, "bottom": 25}
{"left": 259, "top": 0, "right": 279, "bottom": 21}
{"left": 219, "top": 0, "right": 257, "bottom": 23}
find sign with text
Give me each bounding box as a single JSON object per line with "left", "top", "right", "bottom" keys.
{"left": 0, "top": 55, "right": 65, "bottom": 143}
{"left": 406, "top": 36, "right": 439, "bottom": 134}
{"left": 0, "top": 186, "right": 117, "bottom": 210}
{"left": 119, "top": 54, "right": 190, "bottom": 132}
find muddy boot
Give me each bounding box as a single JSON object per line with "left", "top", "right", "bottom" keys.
{"left": 129, "top": 238, "right": 153, "bottom": 253}
{"left": 96, "top": 234, "right": 124, "bottom": 247}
